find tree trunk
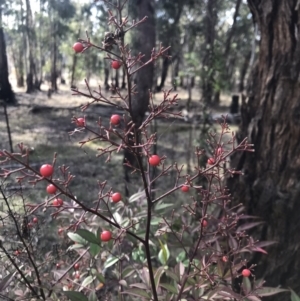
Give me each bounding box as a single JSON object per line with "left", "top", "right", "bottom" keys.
{"left": 201, "top": 0, "right": 218, "bottom": 105}
{"left": 124, "top": 0, "right": 155, "bottom": 195}
{"left": 0, "top": 6, "right": 15, "bottom": 104}
{"left": 130, "top": 0, "right": 155, "bottom": 126}
{"left": 157, "top": 55, "right": 169, "bottom": 91}
{"left": 228, "top": 1, "right": 300, "bottom": 299}
{"left": 25, "top": 0, "right": 38, "bottom": 93}
{"left": 51, "top": 25, "right": 58, "bottom": 91}
{"left": 238, "top": 50, "right": 251, "bottom": 92}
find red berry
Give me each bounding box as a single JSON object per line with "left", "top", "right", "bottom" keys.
{"left": 74, "top": 263, "right": 80, "bottom": 270}
{"left": 75, "top": 271, "right": 80, "bottom": 279}
{"left": 202, "top": 219, "right": 208, "bottom": 227}
{"left": 111, "top": 192, "right": 122, "bottom": 203}
{"left": 53, "top": 198, "right": 63, "bottom": 207}
{"left": 58, "top": 228, "right": 63, "bottom": 235}
{"left": 181, "top": 185, "right": 189, "bottom": 192}
{"left": 73, "top": 42, "right": 84, "bottom": 53}
{"left": 101, "top": 230, "right": 112, "bottom": 242}
{"left": 110, "top": 114, "right": 121, "bottom": 125}
{"left": 207, "top": 158, "right": 215, "bottom": 165}
{"left": 149, "top": 155, "right": 161, "bottom": 166}
{"left": 111, "top": 60, "right": 122, "bottom": 69}
{"left": 46, "top": 184, "right": 57, "bottom": 194}
{"left": 15, "top": 250, "right": 20, "bottom": 256}
{"left": 76, "top": 117, "right": 85, "bottom": 127}
{"left": 56, "top": 263, "right": 61, "bottom": 269}
{"left": 222, "top": 256, "right": 228, "bottom": 262}
{"left": 27, "top": 222, "right": 33, "bottom": 228}
{"left": 242, "top": 269, "right": 251, "bottom": 277}
{"left": 33, "top": 217, "right": 38, "bottom": 223}
{"left": 217, "top": 147, "right": 223, "bottom": 156}
{"left": 40, "top": 164, "right": 54, "bottom": 177}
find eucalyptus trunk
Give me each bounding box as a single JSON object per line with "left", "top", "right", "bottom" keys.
{"left": 228, "top": 1, "right": 300, "bottom": 299}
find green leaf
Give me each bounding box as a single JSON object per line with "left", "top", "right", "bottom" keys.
{"left": 122, "top": 288, "right": 151, "bottom": 299}
{"left": 90, "top": 243, "right": 101, "bottom": 257}
{"left": 95, "top": 273, "right": 105, "bottom": 284}
{"left": 256, "top": 287, "right": 288, "bottom": 297}
{"left": 88, "top": 291, "right": 97, "bottom": 301}
{"left": 158, "top": 242, "right": 170, "bottom": 265}
{"left": 0, "top": 271, "right": 16, "bottom": 292}
{"left": 165, "top": 269, "right": 179, "bottom": 282}
{"left": 160, "top": 283, "right": 178, "bottom": 294}
{"left": 154, "top": 266, "right": 166, "bottom": 291}
{"left": 76, "top": 229, "right": 99, "bottom": 245}
{"left": 67, "top": 243, "right": 84, "bottom": 250}
{"left": 151, "top": 217, "right": 162, "bottom": 225}
{"left": 63, "top": 291, "right": 89, "bottom": 301}
{"left": 176, "top": 251, "right": 186, "bottom": 263}
{"left": 81, "top": 276, "right": 95, "bottom": 288}
{"left": 67, "top": 232, "right": 88, "bottom": 245}
{"left": 242, "top": 277, "right": 252, "bottom": 294}
{"left": 104, "top": 255, "right": 120, "bottom": 269}
{"left": 129, "top": 191, "right": 146, "bottom": 203}
{"left": 290, "top": 289, "right": 300, "bottom": 301}
{"left": 122, "top": 266, "right": 135, "bottom": 279}
{"left": 155, "top": 203, "right": 174, "bottom": 211}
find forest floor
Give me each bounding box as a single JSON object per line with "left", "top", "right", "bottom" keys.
{"left": 0, "top": 80, "right": 237, "bottom": 212}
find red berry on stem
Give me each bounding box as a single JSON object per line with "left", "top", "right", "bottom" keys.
{"left": 58, "top": 228, "right": 63, "bottom": 235}
{"left": 76, "top": 117, "right": 85, "bottom": 127}
{"left": 101, "top": 230, "right": 112, "bottom": 242}
{"left": 56, "top": 263, "right": 61, "bottom": 269}
{"left": 207, "top": 158, "right": 215, "bottom": 165}
{"left": 73, "top": 42, "right": 84, "bottom": 53}
{"left": 181, "top": 185, "right": 189, "bottom": 192}
{"left": 46, "top": 184, "right": 57, "bottom": 194}
{"left": 202, "top": 219, "right": 208, "bottom": 227}
{"left": 40, "top": 164, "right": 54, "bottom": 177}
{"left": 53, "top": 198, "right": 63, "bottom": 207}
{"left": 33, "top": 217, "right": 38, "bottom": 223}
{"left": 217, "top": 147, "right": 223, "bottom": 156}
{"left": 111, "top": 60, "right": 122, "bottom": 69}
{"left": 222, "top": 256, "right": 228, "bottom": 262}
{"left": 111, "top": 192, "right": 122, "bottom": 203}
{"left": 75, "top": 271, "right": 80, "bottom": 279}
{"left": 110, "top": 114, "right": 121, "bottom": 125}
{"left": 242, "top": 269, "right": 251, "bottom": 277}
{"left": 149, "top": 155, "right": 161, "bottom": 166}
{"left": 74, "top": 263, "right": 80, "bottom": 270}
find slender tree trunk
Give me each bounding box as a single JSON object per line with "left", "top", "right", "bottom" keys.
{"left": 0, "top": 7, "right": 15, "bottom": 104}
{"left": 213, "top": 0, "right": 241, "bottom": 105}
{"left": 124, "top": 0, "right": 155, "bottom": 194}
{"left": 157, "top": 55, "right": 169, "bottom": 91}
{"left": 238, "top": 50, "right": 251, "bottom": 92}
{"left": 201, "top": 0, "right": 218, "bottom": 105}
{"left": 25, "top": 0, "right": 38, "bottom": 93}
{"left": 50, "top": 19, "right": 58, "bottom": 91}
{"left": 228, "top": 1, "right": 300, "bottom": 299}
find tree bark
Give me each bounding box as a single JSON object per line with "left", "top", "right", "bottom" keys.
{"left": 0, "top": 7, "right": 15, "bottom": 104}
{"left": 228, "top": 1, "right": 300, "bottom": 299}
{"left": 25, "top": 0, "right": 38, "bottom": 93}
{"left": 201, "top": 0, "right": 218, "bottom": 105}
{"left": 124, "top": 0, "right": 155, "bottom": 195}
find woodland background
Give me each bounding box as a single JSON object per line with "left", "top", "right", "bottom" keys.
{"left": 0, "top": 0, "right": 299, "bottom": 300}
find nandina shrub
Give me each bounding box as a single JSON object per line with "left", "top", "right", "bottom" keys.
{"left": 0, "top": 1, "right": 289, "bottom": 301}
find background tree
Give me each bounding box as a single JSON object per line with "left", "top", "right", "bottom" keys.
{"left": 0, "top": 0, "right": 15, "bottom": 104}
{"left": 228, "top": 1, "right": 300, "bottom": 299}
